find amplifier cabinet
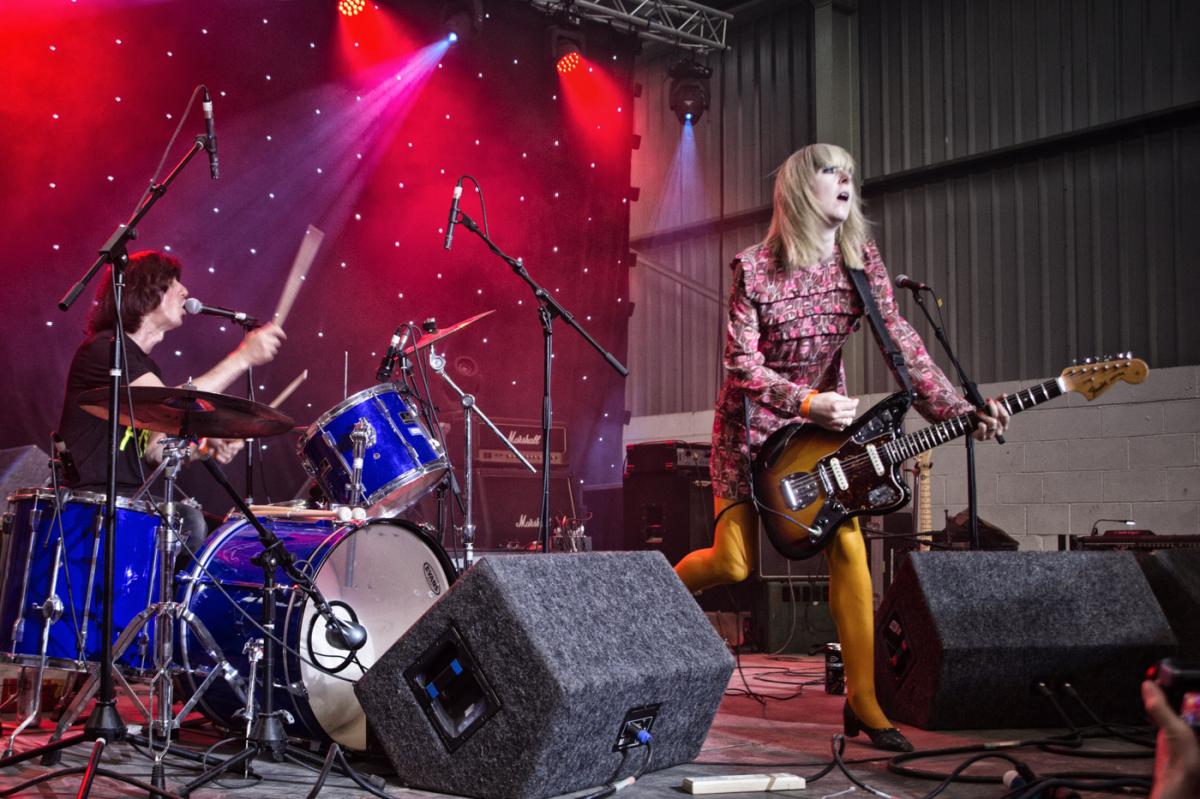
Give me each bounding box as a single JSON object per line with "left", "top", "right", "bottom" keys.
{"left": 475, "top": 469, "right": 577, "bottom": 549}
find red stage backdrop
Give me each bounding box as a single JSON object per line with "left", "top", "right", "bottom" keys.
{"left": 0, "top": 0, "right": 636, "bottom": 525}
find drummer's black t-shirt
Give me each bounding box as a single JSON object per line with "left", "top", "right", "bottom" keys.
{"left": 57, "top": 330, "right": 164, "bottom": 492}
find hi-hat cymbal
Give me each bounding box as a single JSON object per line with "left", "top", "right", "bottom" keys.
{"left": 78, "top": 386, "right": 295, "bottom": 439}
{"left": 403, "top": 309, "right": 494, "bottom": 355}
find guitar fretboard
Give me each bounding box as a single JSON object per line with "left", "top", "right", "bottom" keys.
{"left": 882, "top": 377, "right": 1064, "bottom": 465}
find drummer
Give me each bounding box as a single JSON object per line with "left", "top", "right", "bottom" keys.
{"left": 56, "top": 250, "right": 286, "bottom": 552}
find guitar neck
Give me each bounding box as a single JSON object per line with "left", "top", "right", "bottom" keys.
{"left": 885, "top": 377, "right": 1064, "bottom": 464}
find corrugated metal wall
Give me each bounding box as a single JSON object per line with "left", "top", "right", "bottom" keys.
{"left": 627, "top": 0, "right": 1200, "bottom": 418}
{"left": 858, "top": 0, "right": 1200, "bottom": 390}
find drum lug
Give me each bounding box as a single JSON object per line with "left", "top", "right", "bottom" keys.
{"left": 286, "top": 681, "right": 309, "bottom": 700}
{"left": 33, "top": 596, "right": 64, "bottom": 624}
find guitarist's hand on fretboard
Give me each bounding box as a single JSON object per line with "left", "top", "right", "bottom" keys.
{"left": 970, "top": 396, "right": 1010, "bottom": 441}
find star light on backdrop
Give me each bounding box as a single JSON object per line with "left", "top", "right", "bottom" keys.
{"left": 1, "top": 0, "right": 638, "bottom": 530}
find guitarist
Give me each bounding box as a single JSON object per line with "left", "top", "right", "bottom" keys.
{"left": 674, "top": 143, "right": 1009, "bottom": 752}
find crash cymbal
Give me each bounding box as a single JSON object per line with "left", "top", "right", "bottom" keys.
{"left": 78, "top": 385, "right": 295, "bottom": 439}
{"left": 403, "top": 309, "right": 494, "bottom": 355}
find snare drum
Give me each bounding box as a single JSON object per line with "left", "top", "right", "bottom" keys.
{"left": 298, "top": 384, "right": 449, "bottom": 516}
{"left": 176, "top": 514, "right": 456, "bottom": 749}
{"left": 0, "top": 489, "right": 161, "bottom": 672}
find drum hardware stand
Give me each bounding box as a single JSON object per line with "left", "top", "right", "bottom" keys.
{"left": 428, "top": 346, "right": 534, "bottom": 566}
{"left": 173, "top": 457, "right": 369, "bottom": 795}
{"left": 38, "top": 439, "right": 249, "bottom": 778}
{"left": 2, "top": 87, "right": 214, "bottom": 780}
{"left": 2, "top": 490, "right": 70, "bottom": 757}
{"left": 449, "top": 204, "right": 629, "bottom": 552}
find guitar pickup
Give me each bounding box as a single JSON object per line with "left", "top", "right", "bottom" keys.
{"left": 865, "top": 444, "right": 884, "bottom": 476}
{"left": 828, "top": 458, "right": 849, "bottom": 492}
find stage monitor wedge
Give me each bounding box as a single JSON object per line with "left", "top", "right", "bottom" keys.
{"left": 355, "top": 551, "right": 734, "bottom": 799}
{"left": 875, "top": 551, "right": 1177, "bottom": 729}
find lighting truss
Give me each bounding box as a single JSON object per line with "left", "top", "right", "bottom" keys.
{"left": 529, "top": 0, "right": 731, "bottom": 52}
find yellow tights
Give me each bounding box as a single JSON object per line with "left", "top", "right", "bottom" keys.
{"left": 674, "top": 496, "right": 893, "bottom": 730}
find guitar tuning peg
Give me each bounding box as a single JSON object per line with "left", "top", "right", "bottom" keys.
{"left": 1071, "top": 358, "right": 1078, "bottom": 366}
{"left": 1084, "top": 357, "right": 1094, "bottom": 364}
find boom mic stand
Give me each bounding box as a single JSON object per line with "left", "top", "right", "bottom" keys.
{"left": 0, "top": 122, "right": 214, "bottom": 776}
{"left": 451, "top": 208, "right": 628, "bottom": 552}
{"left": 903, "top": 284, "right": 1001, "bottom": 551}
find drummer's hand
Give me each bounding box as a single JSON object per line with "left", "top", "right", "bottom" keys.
{"left": 206, "top": 438, "right": 245, "bottom": 464}
{"left": 237, "top": 323, "right": 286, "bottom": 368}
{"left": 972, "top": 397, "right": 1010, "bottom": 441}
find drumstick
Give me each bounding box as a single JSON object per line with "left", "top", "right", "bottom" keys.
{"left": 272, "top": 224, "right": 324, "bottom": 329}
{"left": 268, "top": 369, "right": 308, "bottom": 409}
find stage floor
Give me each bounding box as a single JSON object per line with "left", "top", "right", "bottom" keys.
{"left": 0, "top": 654, "right": 1155, "bottom": 798}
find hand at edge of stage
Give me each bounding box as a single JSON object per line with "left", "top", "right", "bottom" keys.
{"left": 1143, "top": 680, "right": 1200, "bottom": 799}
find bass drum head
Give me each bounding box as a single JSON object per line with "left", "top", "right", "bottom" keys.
{"left": 293, "top": 518, "right": 454, "bottom": 750}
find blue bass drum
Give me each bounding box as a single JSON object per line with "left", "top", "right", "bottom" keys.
{"left": 297, "top": 384, "right": 449, "bottom": 516}
{"left": 176, "top": 513, "right": 456, "bottom": 749}
{"left": 0, "top": 488, "right": 161, "bottom": 672}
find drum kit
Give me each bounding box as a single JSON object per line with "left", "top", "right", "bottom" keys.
{"left": 0, "top": 310, "right": 526, "bottom": 769}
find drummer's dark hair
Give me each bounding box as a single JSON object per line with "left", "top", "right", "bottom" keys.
{"left": 87, "top": 251, "right": 182, "bottom": 335}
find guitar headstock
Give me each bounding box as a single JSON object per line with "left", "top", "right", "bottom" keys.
{"left": 1060, "top": 354, "right": 1149, "bottom": 401}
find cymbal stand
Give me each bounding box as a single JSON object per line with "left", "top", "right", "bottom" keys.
{"left": 428, "top": 346, "right": 534, "bottom": 566}
{"left": 39, "top": 439, "right": 248, "bottom": 781}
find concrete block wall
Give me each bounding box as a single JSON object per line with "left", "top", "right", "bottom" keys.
{"left": 917, "top": 364, "right": 1200, "bottom": 550}
{"left": 624, "top": 364, "right": 1200, "bottom": 551}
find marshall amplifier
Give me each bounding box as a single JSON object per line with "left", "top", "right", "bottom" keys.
{"left": 475, "top": 470, "right": 578, "bottom": 549}
{"left": 474, "top": 419, "right": 568, "bottom": 469}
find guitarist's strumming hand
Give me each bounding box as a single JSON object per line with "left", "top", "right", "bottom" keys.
{"left": 806, "top": 392, "right": 860, "bottom": 432}
{"left": 972, "top": 397, "right": 1010, "bottom": 441}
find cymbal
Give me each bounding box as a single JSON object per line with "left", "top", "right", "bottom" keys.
{"left": 78, "top": 386, "right": 295, "bottom": 439}
{"left": 403, "top": 309, "right": 494, "bottom": 355}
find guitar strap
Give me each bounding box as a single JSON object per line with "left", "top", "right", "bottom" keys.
{"left": 846, "top": 266, "right": 916, "bottom": 398}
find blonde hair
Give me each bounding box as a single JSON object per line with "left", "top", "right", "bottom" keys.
{"left": 764, "top": 143, "right": 869, "bottom": 271}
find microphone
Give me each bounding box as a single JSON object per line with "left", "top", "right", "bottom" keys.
{"left": 324, "top": 616, "right": 368, "bottom": 651}
{"left": 202, "top": 88, "right": 219, "bottom": 180}
{"left": 376, "top": 326, "right": 411, "bottom": 383}
{"left": 894, "top": 274, "right": 933, "bottom": 292}
{"left": 443, "top": 180, "right": 464, "bottom": 250}
{"left": 184, "top": 297, "right": 258, "bottom": 326}
{"left": 51, "top": 432, "right": 80, "bottom": 486}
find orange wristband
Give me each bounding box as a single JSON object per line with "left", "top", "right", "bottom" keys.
{"left": 800, "top": 390, "right": 817, "bottom": 418}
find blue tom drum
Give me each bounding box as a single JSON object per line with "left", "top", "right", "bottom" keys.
{"left": 298, "top": 384, "right": 448, "bottom": 516}
{"left": 176, "top": 513, "right": 455, "bottom": 749}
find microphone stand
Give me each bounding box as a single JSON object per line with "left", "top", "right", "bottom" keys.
{"left": 905, "top": 287, "right": 1002, "bottom": 552}
{"left": 5, "top": 134, "right": 212, "bottom": 770}
{"left": 452, "top": 209, "right": 628, "bottom": 552}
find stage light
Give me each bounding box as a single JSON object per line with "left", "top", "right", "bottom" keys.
{"left": 338, "top": 0, "right": 366, "bottom": 17}
{"left": 556, "top": 50, "right": 581, "bottom": 74}
{"left": 442, "top": 0, "right": 483, "bottom": 43}
{"left": 668, "top": 58, "right": 712, "bottom": 125}
{"left": 551, "top": 27, "right": 585, "bottom": 75}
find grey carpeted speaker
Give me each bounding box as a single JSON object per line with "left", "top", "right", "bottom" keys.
{"left": 0, "top": 445, "right": 50, "bottom": 500}
{"left": 875, "top": 551, "right": 1177, "bottom": 730}
{"left": 1137, "top": 549, "right": 1200, "bottom": 661}
{"left": 354, "top": 551, "right": 734, "bottom": 799}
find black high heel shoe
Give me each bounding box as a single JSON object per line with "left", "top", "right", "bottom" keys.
{"left": 842, "top": 700, "right": 914, "bottom": 753}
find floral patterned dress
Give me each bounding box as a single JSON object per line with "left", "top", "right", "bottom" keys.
{"left": 710, "top": 240, "right": 973, "bottom": 500}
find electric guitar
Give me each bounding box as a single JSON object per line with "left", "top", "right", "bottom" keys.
{"left": 752, "top": 356, "right": 1148, "bottom": 560}
{"left": 914, "top": 450, "right": 933, "bottom": 551}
